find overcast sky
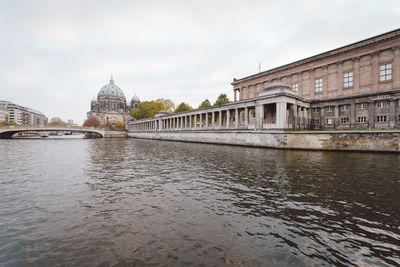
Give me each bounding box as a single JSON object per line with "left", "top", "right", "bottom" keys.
{"left": 1, "top": 0, "right": 399, "bottom": 124}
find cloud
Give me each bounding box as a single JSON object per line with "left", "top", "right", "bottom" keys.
{"left": 0, "top": 0, "right": 399, "bottom": 123}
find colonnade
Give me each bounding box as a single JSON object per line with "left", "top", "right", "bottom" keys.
{"left": 129, "top": 97, "right": 311, "bottom": 132}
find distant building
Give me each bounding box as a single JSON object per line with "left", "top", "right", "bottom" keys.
{"left": 0, "top": 108, "right": 9, "bottom": 123}
{"left": 0, "top": 100, "right": 47, "bottom": 126}
{"left": 87, "top": 75, "right": 140, "bottom": 126}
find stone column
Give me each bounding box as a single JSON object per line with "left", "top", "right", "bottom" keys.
{"left": 194, "top": 114, "right": 197, "bottom": 129}
{"left": 389, "top": 100, "right": 396, "bottom": 128}
{"left": 245, "top": 107, "right": 249, "bottom": 128}
{"left": 211, "top": 112, "right": 215, "bottom": 128}
{"left": 219, "top": 111, "right": 222, "bottom": 128}
{"left": 337, "top": 62, "right": 343, "bottom": 97}
{"left": 320, "top": 105, "right": 325, "bottom": 129}
{"left": 226, "top": 110, "right": 230, "bottom": 128}
{"left": 293, "top": 104, "right": 298, "bottom": 130}
{"left": 394, "top": 47, "right": 400, "bottom": 88}
{"left": 353, "top": 57, "right": 360, "bottom": 94}
{"left": 310, "top": 69, "right": 315, "bottom": 99}
{"left": 276, "top": 102, "right": 287, "bottom": 129}
{"left": 205, "top": 112, "right": 208, "bottom": 129}
{"left": 235, "top": 108, "right": 239, "bottom": 128}
{"left": 199, "top": 113, "right": 202, "bottom": 129}
{"left": 334, "top": 105, "right": 339, "bottom": 129}
{"left": 350, "top": 103, "right": 356, "bottom": 127}
{"left": 255, "top": 104, "right": 264, "bottom": 130}
{"left": 371, "top": 52, "right": 379, "bottom": 91}
{"left": 368, "top": 101, "right": 375, "bottom": 129}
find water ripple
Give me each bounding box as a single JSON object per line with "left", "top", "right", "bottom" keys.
{"left": 0, "top": 138, "right": 399, "bottom": 266}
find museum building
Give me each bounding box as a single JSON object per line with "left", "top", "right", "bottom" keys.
{"left": 232, "top": 28, "right": 400, "bottom": 129}
{"left": 87, "top": 75, "right": 140, "bottom": 126}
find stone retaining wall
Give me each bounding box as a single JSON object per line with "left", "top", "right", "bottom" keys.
{"left": 128, "top": 131, "right": 400, "bottom": 152}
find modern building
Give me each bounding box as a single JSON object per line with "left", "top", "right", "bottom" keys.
{"left": 0, "top": 108, "right": 9, "bottom": 124}
{"left": 231, "top": 28, "right": 400, "bottom": 129}
{"left": 0, "top": 100, "right": 47, "bottom": 126}
{"left": 87, "top": 75, "right": 140, "bottom": 126}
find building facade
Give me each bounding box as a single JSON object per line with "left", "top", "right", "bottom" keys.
{"left": 0, "top": 100, "right": 47, "bottom": 126}
{"left": 87, "top": 75, "right": 140, "bottom": 126}
{"left": 0, "top": 108, "right": 9, "bottom": 124}
{"left": 232, "top": 28, "right": 400, "bottom": 129}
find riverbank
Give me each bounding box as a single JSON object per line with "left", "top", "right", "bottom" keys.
{"left": 128, "top": 130, "right": 400, "bottom": 153}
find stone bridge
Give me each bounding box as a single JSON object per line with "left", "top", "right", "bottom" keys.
{"left": 0, "top": 126, "right": 105, "bottom": 139}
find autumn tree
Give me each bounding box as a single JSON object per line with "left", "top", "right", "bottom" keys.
{"left": 48, "top": 117, "right": 67, "bottom": 126}
{"left": 130, "top": 98, "right": 175, "bottom": 119}
{"left": 214, "top": 94, "right": 229, "bottom": 106}
{"left": 174, "top": 102, "right": 192, "bottom": 113}
{"left": 83, "top": 116, "right": 102, "bottom": 128}
{"left": 115, "top": 120, "right": 126, "bottom": 130}
{"left": 199, "top": 99, "right": 211, "bottom": 108}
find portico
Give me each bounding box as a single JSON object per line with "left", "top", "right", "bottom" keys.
{"left": 128, "top": 83, "right": 311, "bottom": 132}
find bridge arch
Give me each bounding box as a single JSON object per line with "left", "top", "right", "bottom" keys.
{"left": 0, "top": 127, "right": 105, "bottom": 139}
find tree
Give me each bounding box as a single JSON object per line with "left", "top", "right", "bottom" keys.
{"left": 0, "top": 121, "right": 18, "bottom": 126}
{"left": 48, "top": 117, "right": 67, "bottom": 126}
{"left": 199, "top": 99, "right": 211, "bottom": 108}
{"left": 174, "top": 102, "right": 192, "bottom": 113}
{"left": 83, "top": 116, "right": 102, "bottom": 128}
{"left": 130, "top": 98, "right": 175, "bottom": 119}
{"left": 115, "top": 120, "right": 126, "bottom": 130}
{"left": 214, "top": 93, "right": 229, "bottom": 106}
{"left": 158, "top": 99, "right": 175, "bottom": 113}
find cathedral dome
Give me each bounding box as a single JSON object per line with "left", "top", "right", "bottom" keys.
{"left": 97, "top": 75, "right": 126, "bottom": 99}
{"left": 131, "top": 94, "right": 140, "bottom": 103}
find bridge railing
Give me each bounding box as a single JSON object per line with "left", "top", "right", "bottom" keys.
{"left": 0, "top": 125, "right": 103, "bottom": 131}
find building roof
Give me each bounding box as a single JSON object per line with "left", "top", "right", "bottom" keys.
{"left": 98, "top": 75, "right": 126, "bottom": 99}
{"left": 131, "top": 94, "right": 140, "bottom": 103}
{"left": 232, "top": 28, "right": 400, "bottom": 84}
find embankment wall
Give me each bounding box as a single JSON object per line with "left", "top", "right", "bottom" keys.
{"left": 128, "top": 131, "right": 400, "bottom": 152}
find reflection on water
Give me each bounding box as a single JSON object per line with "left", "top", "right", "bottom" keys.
{"left": 0, "top": 138, "right": 399, "bottom": 266}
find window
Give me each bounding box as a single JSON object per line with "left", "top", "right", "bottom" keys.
{"left": 311, "top": 119, "right": 319, "bottom": 125}
{"left": 340, "top": 104, "right": 349, "bottom": 111}
{"left": 312, "top": 107, "right": 319, "bottom": 113}
{"left": 341, "top": 117, "right": 349, "bottom": 124}
{"left": 292, "top": 83, "right": 299, "bottom": 95}
{"left": 344, "top": 72, "right": 353, "bottom": 87}
{"left": 359, "top": 103, "right": 367, "bottom": 110}
{"left": 326, "top": 106, "right": 334, "bottom": 112}
{"left": 357, "top": 117, "right": 367, "bottom": 123}
{"left": 326, "top": 118, "right": 334, "bottom": 125}
{"left": 377, "top": 101, "right": 387, "bottom": 108}
{"left": 380, "top": 64, "right": 392, "bottom": 81}
{"left": 377, "top": 115, "right": 387, "bottom": 122}
{"left": 315, "top": 78, "right": 323, "bottom": 92}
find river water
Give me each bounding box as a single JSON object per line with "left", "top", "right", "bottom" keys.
{"left": 0, "top": 138, "right": 399, "bottom": 266}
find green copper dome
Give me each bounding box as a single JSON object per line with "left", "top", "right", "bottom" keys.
{"left": 97, "top": 75, "right": 126, "bottom": 99}
{"left": 131, "top": 94, "right": 140, "bottom": 103}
